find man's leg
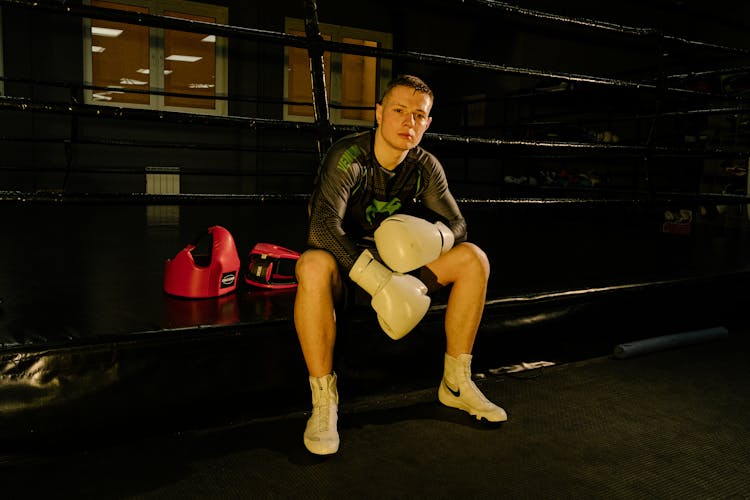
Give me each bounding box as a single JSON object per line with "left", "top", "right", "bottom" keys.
{"left": 427, "top": 242, "right": 507, "bottom": 422}
{"left": 295, "top": 249, "right": 341, "bottom": 377}
{"left": 294, "top": 249, "right": 343, "bottom": 454}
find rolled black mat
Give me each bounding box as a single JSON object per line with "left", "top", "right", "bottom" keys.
{"left": 614, "top": 326, "right": 729, "bottom": 359}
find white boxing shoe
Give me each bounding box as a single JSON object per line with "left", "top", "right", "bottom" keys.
{"left": 438, "top": 353, "right": 508, "bottom": 422}
{"left": 304, "top": 372, "right": 340, "bottom": 455}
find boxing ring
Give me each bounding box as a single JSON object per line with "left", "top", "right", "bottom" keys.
{"left": 1, "top": 0, "right": 750, "bottom": 460}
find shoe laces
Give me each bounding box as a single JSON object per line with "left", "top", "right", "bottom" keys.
{"left": 312, "top": 386, "right": 333, "bottom": 432}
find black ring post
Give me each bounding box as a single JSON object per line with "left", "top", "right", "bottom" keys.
{"left": 304, "top": 0, "right": 334, "bottom": 165}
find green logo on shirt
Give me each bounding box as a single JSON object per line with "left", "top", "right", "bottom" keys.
{"left": 337, "top": 145, "right": 363, "bottom": 172}
{"left": 366, "top": 198, "right": 401, "bottom": 223}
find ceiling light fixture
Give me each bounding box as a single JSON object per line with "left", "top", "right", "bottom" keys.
{"left": 92, "top": 27, "right": 124, "bottom": 37}
{"left": 119, "top": 78, "right": 148, "bottom": 85}
{"left": 166, "top": 54, "right": 203, "bottom": 62}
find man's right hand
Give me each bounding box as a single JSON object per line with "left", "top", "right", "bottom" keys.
{"left": 348, "top": 249, "right": 430, "bottom": 340}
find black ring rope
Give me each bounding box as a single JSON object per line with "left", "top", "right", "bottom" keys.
{"left": 2, "top": 189, "right": 748, "bottom": 206}
{"left": 5, "top": 96, "right": 746, "bottom": 160}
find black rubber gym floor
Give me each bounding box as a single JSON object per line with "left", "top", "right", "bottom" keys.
{"left": 2, "top": 322, "right": 748, "bottom": 499}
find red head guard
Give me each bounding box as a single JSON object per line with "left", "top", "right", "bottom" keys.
{"left": 164, "top": 225, "right": 241, "bottom": 298}
{"left": 245, "top": 242, "right": 300, "bottom": 289}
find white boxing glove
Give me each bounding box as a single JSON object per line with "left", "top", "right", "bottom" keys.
{"left": 349, "top": 249, "right": 431, "bottom": 340}
{"left": 374, "top": 214, "right": 455, "bottom": 273}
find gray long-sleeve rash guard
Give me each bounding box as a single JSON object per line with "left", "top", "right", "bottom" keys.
{"left": 307, "top": 130, "right": 467, "bottom": 272}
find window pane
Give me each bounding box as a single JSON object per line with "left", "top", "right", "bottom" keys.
{"left": 341, "top": 38, "right": 377, "bottom": 122}
{"left": 287, "top": 30, "right": 331, "bottom": 118}
{"left": 90, "top": 0, "right": 150, "bottom": 105}
{"left": 163, "top": 10, "right": 217, "bottom": 110}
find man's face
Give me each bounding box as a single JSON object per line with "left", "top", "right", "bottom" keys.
{"left": 375, "top": 85, "right": 433, "bottom": 152}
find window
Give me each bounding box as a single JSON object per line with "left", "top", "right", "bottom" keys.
{"left": 83, "top": 0, "right": 228, "bottom": 115}
{"left": 284, "top": 19, "right": 392, "bottom": 126}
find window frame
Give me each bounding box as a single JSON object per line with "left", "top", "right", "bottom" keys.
{"left": 82, "top": 0, "right": 228, "bottom": 116}
{"left": 283, "top": 18, "right": 393, "bottom": 126}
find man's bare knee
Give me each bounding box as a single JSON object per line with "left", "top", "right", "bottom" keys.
{"left": 455, "top": 242, "right": 490, "bottom": 279}
{"left": 296, "top": 249, "right": 340, "bottom": 289}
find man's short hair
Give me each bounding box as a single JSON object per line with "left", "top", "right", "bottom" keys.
{"left": 379, "top": 75, "right": 434, "bottom": 104}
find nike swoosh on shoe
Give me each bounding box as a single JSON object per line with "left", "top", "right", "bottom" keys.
{"left": 443, "top": 381, "right": 460, "bottom": 397}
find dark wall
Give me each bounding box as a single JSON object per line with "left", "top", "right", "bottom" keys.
{"left": 1, "top": 0, "right": 748, "bottom": 197}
